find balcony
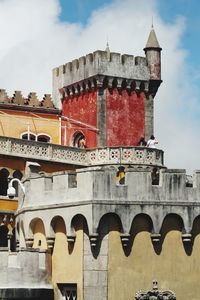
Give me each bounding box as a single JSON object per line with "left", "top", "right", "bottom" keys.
{"left": 0, "top": 136, "right": 164, "bottom": 167}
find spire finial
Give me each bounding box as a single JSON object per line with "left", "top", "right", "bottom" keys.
{"left": 152, "top": 16, "right": 154, "bottom": 28}
{"left": 105, "top": 37, "right": 110, "bottom": 60}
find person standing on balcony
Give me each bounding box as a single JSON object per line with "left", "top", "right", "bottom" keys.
{"left": 79, "top": 137, "right": 86, "bottom": 148}
{"left": 147, "top": 135, "right": 158, "bottom": 148}
{"left": 137, "top": 137, "right": 147, "bottom": 146}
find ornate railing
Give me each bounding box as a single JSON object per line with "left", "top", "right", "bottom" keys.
{"left": 0, "top": 136, "right": 164, "bottom": 167}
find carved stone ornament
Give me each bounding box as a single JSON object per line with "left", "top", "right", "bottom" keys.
{"left": 135, "top": 280, "right": 176, "bottom": 300}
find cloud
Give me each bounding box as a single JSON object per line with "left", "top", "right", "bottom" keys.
{"left": 0, "top": 0, "right": 199, "bottom": 173}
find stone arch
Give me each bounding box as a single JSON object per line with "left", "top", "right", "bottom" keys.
{"left": 0, "top": 168, "right": 9, "bottom": 196}
{"left": 63, "top": 214, "right": 89, "bottom": 255}
{"left": 98, "top": 212, "right": 123, "bottom": 236}
{"left": 191, "top": 215, "right": 200, "bottom": 248}
{"left": 12, "top": 170, "right": 23, "bottom": 196}
{"left": 29, "top": 218, "right": 47, "bottom": 250}
{"left": 51, "top": 216, "right": 67, "bottom": 255}
{"left": 50, "top": 215, "right": 66, "bottom": 235}
{"left": 71, "top": 214, "right": 88, "bottom": 234}
{"left": 124, "top": 213, "right": 154, "bottom": 256}
{"left": 160, "top": 213, "right": 185, "bottom": 234}
{"left": 156, "top": 213, "right": 185, "bottom": 255}
{"left": 130, "top": 213, "right": 153, "bottom": 235}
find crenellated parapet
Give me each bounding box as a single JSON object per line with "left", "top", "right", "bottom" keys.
{"left": 16, "top": 165, "right": 200, "bottom": 250}
{"left": 0, "top": 89, "right": 56, "bottom": 110}
{"left": 52, "top": 50, "right": 154, "bottom": 108}
{"left": 0, "top": 249, "right": 52, "bottom": 289}
{"left": 53, "top": 51, "right": 149, "bottom": 84}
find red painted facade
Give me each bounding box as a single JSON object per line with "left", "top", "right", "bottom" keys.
{"left": 106, "top": 89, "right": 145, "bottom": 147}
{"left": 62, "top": 88, "right": 145, "bottom": 148}
{"left": 62, "top": 91, "right": 97, "bottom": 148}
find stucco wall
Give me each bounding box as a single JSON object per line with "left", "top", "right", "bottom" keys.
{"left": 108, "top": 217, "right": 200, "bottom": 300}
{"left": 106, "top": 89, "right": 145, "bottom": 146}
{"left": 62, "top": 91, "right": 97, "bottom": 148}
{"left": 0, "top": 109, "right": 60, "bottom": 144}
{"left": 52, "top": 220, "right": 83, "bottom": 300}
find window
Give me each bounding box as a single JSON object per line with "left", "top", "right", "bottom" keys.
{"left": 21, "top": 132, "right": 36, "bottom": 141}
{"left": 73, "top": 131, "right": 86, "bottom": 148}
{"left": 58, "top": 284, "right": 77, "bottom": 300}
{"left": 37, "top": 134, "right": 51, "bottom": 143}
{"left": 21, "top": 132, "right": 51, "bottom": 143}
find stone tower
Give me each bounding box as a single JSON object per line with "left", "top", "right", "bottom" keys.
{"left": 53, "top": 28, "right": 162, "bottom": 148}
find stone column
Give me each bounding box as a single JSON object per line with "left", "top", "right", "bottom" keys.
{"left": 145, "top": 94, "right": 154, "bottom": 140}
{"left": 97, "top": 88, "right": 107, "bottom": 147}
{"left": 83, "top": 233, "right": 108, "bottom": 300}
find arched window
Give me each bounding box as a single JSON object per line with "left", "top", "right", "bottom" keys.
{"left": 73, "top": 131, "right": 86, "bottom": 148}
{"left": 21, "top": 132, "right": 51, "bottom": 143}
{"left": 0, "top": 168, "right": 9, "bottom": 195}
{"left": 13, "top": 170, "right": 23, "bottom": 196}
{"left": 21, "top": 132, "right": 36, "bottom": 141}
{"left": 37, "top": 134, "right": 51, "bottom": 143}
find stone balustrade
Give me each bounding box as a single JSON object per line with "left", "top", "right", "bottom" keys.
{"left": 0, "top": 136, "right": 164, "bottom": 167}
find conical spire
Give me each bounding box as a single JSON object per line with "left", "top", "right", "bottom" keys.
{"left": 105, "top": 41, "right": 110, "bottom": 60}
{"left": 145, "top": 25, "right": 161, "bottom": 49}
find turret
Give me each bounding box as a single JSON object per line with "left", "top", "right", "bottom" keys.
{"left": 144, "top": 25, "right": 162, "bottom": 80}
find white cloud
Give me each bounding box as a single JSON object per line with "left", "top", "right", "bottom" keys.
{"left": 0, "top": 0, "right": 199, "bottom": 173}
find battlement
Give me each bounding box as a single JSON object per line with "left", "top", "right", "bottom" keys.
{"left": 52, "top": 50, "right": 150, "bottom": 108}
{"left": 53, "top": 51, "right": 148, "bottom": 80}
{"left": 0, "top": 89, "right": 56, "bottom": 110}
{"left": 22, "top": 167, "right": 200, "bottom": 207}
{"left": 16, "top": 166, "right": 200, "bottom": 241}
{"left": 0, "top": 249, "right": 52, "bottom": 288}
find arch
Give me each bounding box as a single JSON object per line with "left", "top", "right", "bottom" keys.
{"left": 191, "top": 215, "right": 200, "bottom": 242}
{"left": 98, "top": 213, "right": 123, "bottom": 235}
{"left": 154, "top": 213, "right": 185, "bottom": 255}
{"left": 12, "top": 170, "right": 23, "bottom": 196}
{"left": 130, "top": 213, "right": 153, "bottom": 235}
{"left": 0, "top": 168, "right": 9, "bottom": 195}
{"left": 29, "top": 218, "right": 47, "bottom": 250}
{"left": 71, "top": 214, "right": 88, "bottom": 234}
{"left": 160, "top": 213, "right": 185, "bottom": 235}
{"left": 50, "top": 216, "right": 66, "bottom": 235}
{"left": 21, "top": 132, "right": 36, "bottom": 141}
{"left": 37, "top": 133, "right": 51, "bottom": 143}
{"left": 72, "top": 131, "right": 85, "bottom": 148}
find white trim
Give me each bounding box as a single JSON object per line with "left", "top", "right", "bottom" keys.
{"left": 20, "top": 132, "right": 51, "bottom": 143}
{"left": 37, "top": 133, "right": 52, "bottom": 143}
{"left": 20, "top": 131, "right": 36, "bottom": 141}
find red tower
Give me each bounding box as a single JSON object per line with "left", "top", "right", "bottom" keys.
{"left": 53, "top": 27, "right": 162, "bottom": 149}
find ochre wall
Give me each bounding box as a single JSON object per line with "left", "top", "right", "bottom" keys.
{"left": 108, "top": 226, "right": 200, "bottom": 300}
{"left": 0, "top": 198, "right": 18, "bottom": 211}
{"left": 0, "top": 109, "right": 60, "bottom": 144}
{"left": 62, "top": 92, "right": 97, "bottom": 148}
{"left": 32, "top": 219, "right": 48, "bottom": 249}
{"left": 52, "top": 220, "right": 83, "bottom": 300}
{"left": 106, "top": 89, "right": 145, "bottom": 146}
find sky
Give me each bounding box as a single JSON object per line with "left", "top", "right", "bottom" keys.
{"left": 0, "top": 0, "right": 199, "bottom": 174}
